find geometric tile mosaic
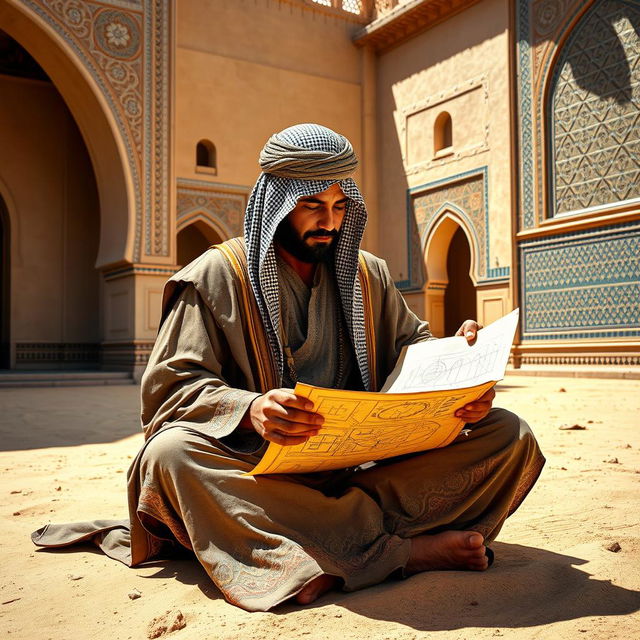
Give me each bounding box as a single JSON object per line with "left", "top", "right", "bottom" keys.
{"left": 550, "top": 0, "right": 640, "bottom": 214}
{"left": 520, "top": 222, "right": 640, "bottom": 338}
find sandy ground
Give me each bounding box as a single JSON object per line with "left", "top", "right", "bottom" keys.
{"left": 1, "top": 375, "right": 639, "bottom": 640}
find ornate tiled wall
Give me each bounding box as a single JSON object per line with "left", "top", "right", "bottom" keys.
{"left": 520, "top": 221, "right": 640, "bottom": 340}
{"left": 18, "top": 0, "right": 171, "bottom": 261}
{"left": 516, "top": 0, "right": 640, "bottom": 358}
{"left": 176, "top": 179, "right": 248, "bottom": 239}
{"left": 400, "top": 167, "right": 509, "bottom": 290}
{"left": 550, "top": 0, "right": 640, "bottom": 215}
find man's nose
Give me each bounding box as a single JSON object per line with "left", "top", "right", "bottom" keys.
{"left": 317, "top": 208, "right": 338, "bottom": 230}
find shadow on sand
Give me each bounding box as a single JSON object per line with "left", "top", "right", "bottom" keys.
{"left": 37, "top": 539, "right": 640, "bottom": 628}
{"left": 0, "top": 385, "right": 141, "bottom": 450}
{"left": 278, "top": 542, "right": 640, "bottom": 630}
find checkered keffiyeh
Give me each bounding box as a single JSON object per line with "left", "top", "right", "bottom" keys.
{"left": 244, "top": 124, "right": 371, "bottom": 390}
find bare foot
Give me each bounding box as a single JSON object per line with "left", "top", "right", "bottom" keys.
{"left": 295, "top": 574, "right": 340, "bottom": 605}
{"left": 405, "top": 530, "right": 490, "bottom": 574}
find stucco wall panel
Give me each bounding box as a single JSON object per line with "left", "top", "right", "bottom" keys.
{"left": 376, "top": 0, "right": 511, "bottom": 282}
{"left": 175, "top": 48, "right": 362, "bottom": 189}
{"left": 177, "top": 0, "right": 362, "bottom": 86}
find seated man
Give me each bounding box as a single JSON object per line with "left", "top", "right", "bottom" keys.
{"left": 33, "top": 124, "right": 544, "bottom": 612}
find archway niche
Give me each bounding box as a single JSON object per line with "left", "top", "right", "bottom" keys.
{"left": 444, "top": 226, "right": 476, "bottom": 336}
{"left": 434, "top": 111, "right": 453, "bottom": 155}
{"left": 0, "top": 27, "right": 102, "bottom": 369}
{"left": 196, "top": 139, "right": 217, "bottom": 175}
{"left": 177, "top": 220, "right": 223, "bottom": 267}
{"left": 0, "top": 2, "right": 133, "bottom": 267}
{"left": 423, "top": 212, "right": 477, "bottom": 337}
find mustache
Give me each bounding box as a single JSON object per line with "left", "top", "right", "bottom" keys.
{"left": 304, "top": 229, "right": 339, "bottom": 239}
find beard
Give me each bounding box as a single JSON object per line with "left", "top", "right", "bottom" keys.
{"left": 273, "top": 217, "right": 338, "bottom": 264}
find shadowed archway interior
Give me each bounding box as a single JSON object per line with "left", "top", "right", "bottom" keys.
{"left": 0, "top": 194, "right": 9, "bottom": 369}
{"left": 444, "top": 226, "right": 476, "bottom": 336}
{"left": 0, "top": 29, "right": 101, "bottom": 370}
{"left": 177, "top": 221, "right": 223, "bottom": 268}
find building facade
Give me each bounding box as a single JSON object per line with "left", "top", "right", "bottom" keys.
{"left": 0, "top": 0, "right": 638, "bottom": 378}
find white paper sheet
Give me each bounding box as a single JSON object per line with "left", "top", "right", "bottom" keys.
{"left": 381, "top": 308, "right": 520, "bottom": 393}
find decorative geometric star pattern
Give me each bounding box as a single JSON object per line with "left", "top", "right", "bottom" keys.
{"left": 521, "top": 223, "right": 640, "bottom": 334}
{"left": 551, "top": 0, "right": 640, "bottom": 214}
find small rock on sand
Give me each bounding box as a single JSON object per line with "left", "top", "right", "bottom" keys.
{"left": 606, "top": 458, "right": 620, "bottom": 464}
{"left": 559, "top": 424, "right": 586, "bottom": 430}
{"left": 147, "top": 610, "right": 186, "bottom": 638}
{"left": 606, "top": 542, "right": 622, "bottom": 553}
{"left": 128, "top": 589, "right": 142, "bottom": 600}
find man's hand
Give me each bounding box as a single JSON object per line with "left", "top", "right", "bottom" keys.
{"left": 455, "top": 319, "right": 483, "bottom": 345}
{"left": 455, "top": 386, "right": 496, "bottom": 423}
{"left": 246, "top": 389, "right": 324, "bottom": 446}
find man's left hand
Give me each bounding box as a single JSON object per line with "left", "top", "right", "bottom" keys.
{"left": 455, "top": 319, "right": 483, "bottom": 345}
{"left": 455, "top": 386, "right": 496, "bottom": 422}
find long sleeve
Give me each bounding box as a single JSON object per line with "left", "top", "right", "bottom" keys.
{"left": 140, "top": 284, "right": 260, "bottom": 442}
{"left": 360, "top": 252, "right": 434, "bottom": 388}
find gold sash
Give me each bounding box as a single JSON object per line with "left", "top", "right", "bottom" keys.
{"left": 215, "top": 238, "right": 378, "bottom": 392}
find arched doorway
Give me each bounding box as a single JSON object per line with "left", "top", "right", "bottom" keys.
{"left": 423, "top": 212, "right": 477, "bottom": 337}
{"left": 0, "top": 2, "right": 133, "bottom": 267}
{"left": 177, "top": 221, "right": 224, "bottom": 267}
{"left": 0, "top": 194, "right": 9, "bottom": 369}
{"left": 444, "top": 226, "right": 476, "bottom": 336}
{"left": 0, "top": 29, "right": 101, "bottom": 369}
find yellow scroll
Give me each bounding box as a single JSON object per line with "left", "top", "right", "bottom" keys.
{"left": 248, "top": 380, "right": 495, "bottom": 475}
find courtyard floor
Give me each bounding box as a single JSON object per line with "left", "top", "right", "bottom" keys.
{"left": 0, "top": 375, "right": 639, "bottom": 640}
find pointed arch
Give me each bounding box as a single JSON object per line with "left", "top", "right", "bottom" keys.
{"left": 424, "top": 206, "right": 480, "bottom": 285}
{"left": 423, "top": 208, "right": 478, "bottom": 337}
{"left": 176, "top": 214, "right": 231, "bottom": 268}
{"left": 176, "top": 210, "right": 235, "bottom": 243}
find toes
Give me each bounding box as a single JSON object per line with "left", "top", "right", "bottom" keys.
{"left": 465, "top": 532, "right": 485, "bottom": 549}
{"left": 295, "top": 584, "right": 321, "bottom": 604}
{"left": 296, "top": 591, "right": 316, "bottom": 605}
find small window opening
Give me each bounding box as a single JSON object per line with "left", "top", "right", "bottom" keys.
{"left": 434, "top": 112, "right": 453, "bottom": 156}
{"left": 196, "top": 140, "right": 217, "bottom": 175}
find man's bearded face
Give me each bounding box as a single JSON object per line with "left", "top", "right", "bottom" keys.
{"left": 273, "top": 183, "right": 348, "bottom": 264}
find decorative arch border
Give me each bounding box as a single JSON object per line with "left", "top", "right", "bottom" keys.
{"left": 399, "top": 166, "right": 510, "bottom": 291}
{"left": 177, "top": 211, "right": 234, "bottom": 243}
{"left": 424, "top": 207, "right": 480, "bottom": 287}
{"left": 176, "top": 178, "right": 250, "bottom": 242}
{"left": 10, "top": 0, "right": 171, "bottom": 261}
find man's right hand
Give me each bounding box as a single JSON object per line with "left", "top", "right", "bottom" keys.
{"left": 243, "top": 389, "right": 324, "bottom": 446}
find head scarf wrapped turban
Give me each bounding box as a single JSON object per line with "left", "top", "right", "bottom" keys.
{"left": 244, "top": 123, "right": 372, "bottom": 390}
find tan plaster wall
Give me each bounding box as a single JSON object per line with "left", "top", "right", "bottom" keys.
{"left": 175, "top": 0, "right": 363, "bottom": 198}
{"left": 376, "top": 0, "right": 513, "bottom": 283}
{"left": 0, "top": 75, "right": 100, "bottom": 346}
